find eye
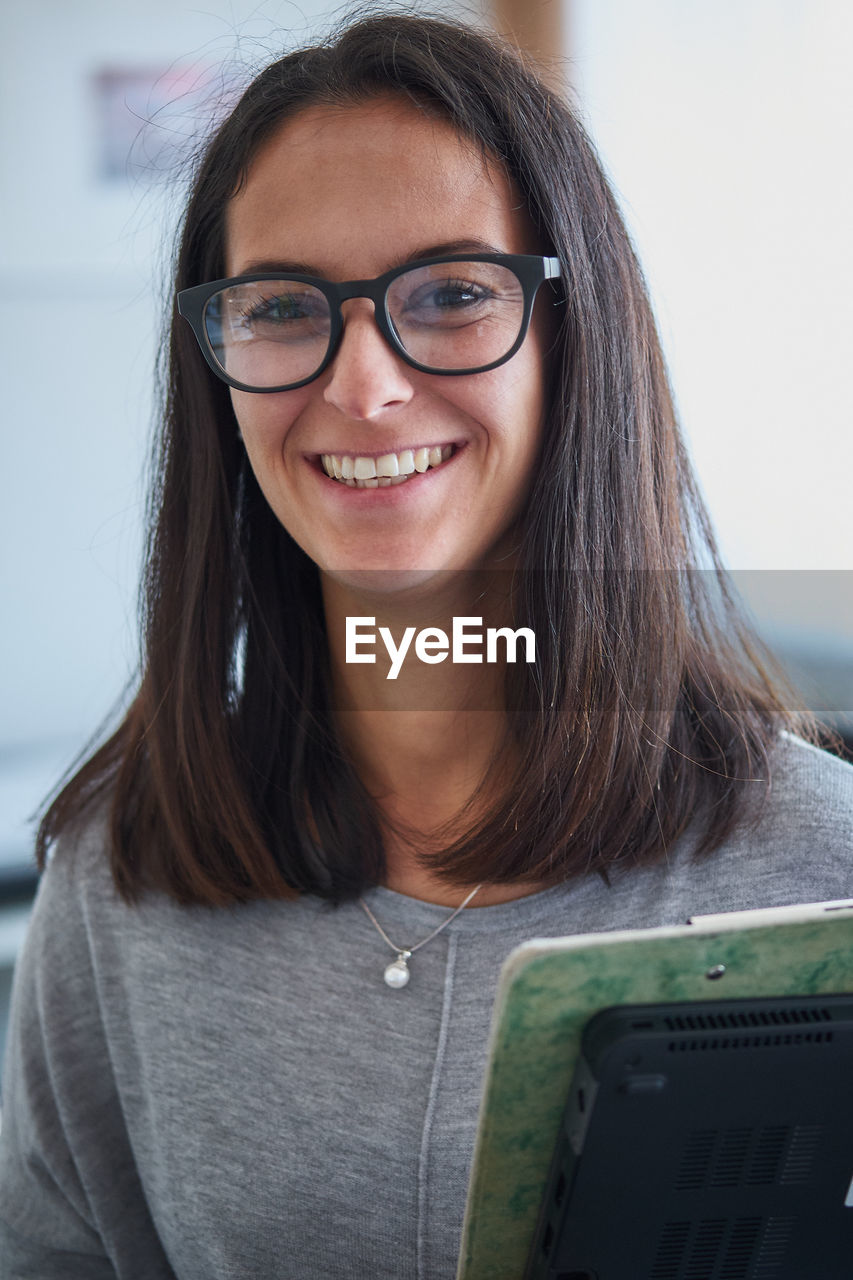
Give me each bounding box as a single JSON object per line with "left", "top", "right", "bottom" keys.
{"left": 238, "top": 290, "right": 326, "bottom": 325}
{"left": 220, "top": 283, "right": 332, "bottom": 346}
{"left": 404, "top": 278, "right": 490, "bottom": 315}
{"left": 388, "top": 260, "right": 524, "bottom": 335}
{"left": 395, "top": 278, "right": 499, "bottom": 334}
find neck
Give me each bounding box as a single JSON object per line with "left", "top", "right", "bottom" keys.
{"left": 321, "top": 569, "right": 538, "bottom": 904}
{"left": 322, "top": 566, "right": 516, "bottom": 713}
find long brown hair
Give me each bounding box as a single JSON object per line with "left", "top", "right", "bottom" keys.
{"left": 37, "top": 12, "right": 812, "bottom": 906}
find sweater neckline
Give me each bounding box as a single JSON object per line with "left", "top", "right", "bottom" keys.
{"left": 361, "top": 876, "right": 595, "bottom": 934}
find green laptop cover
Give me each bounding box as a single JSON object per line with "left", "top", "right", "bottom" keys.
{"left": 456, "top": 905, "right": 853, "bottom": 1280}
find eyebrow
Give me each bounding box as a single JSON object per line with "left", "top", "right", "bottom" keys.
{"left": 231, "top": 238, "right": 507, "bottom": 278}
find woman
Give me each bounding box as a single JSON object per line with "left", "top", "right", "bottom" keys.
{"left": 1, "top": 12, "right": 851, "bottom": 1279}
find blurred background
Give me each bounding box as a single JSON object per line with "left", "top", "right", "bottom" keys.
{"left": 2, "top": 0, "right": 852, "bottom": 1082}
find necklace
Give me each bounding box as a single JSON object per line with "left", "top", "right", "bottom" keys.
{"left": 359, "top": 883, "right": 483, "bottom": 988}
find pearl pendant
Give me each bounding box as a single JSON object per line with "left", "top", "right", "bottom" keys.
{"left": 384, "top": 950, "right": 412, "bottom": 989}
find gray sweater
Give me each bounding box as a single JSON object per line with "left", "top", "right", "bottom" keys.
{"left": 1, "top": 734, "right": 852, "bottom": 1279}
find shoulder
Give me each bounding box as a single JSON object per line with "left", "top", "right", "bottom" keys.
{"left": 0, "top": 808, "right": 182, "bottom": 1265}
{"left": 759, "top": 732, "right": 853, "bottom": 846}
{"left": 7, "top": 809, "right": 125, "bottom": 1053}
{"left": 710, "top": 731, "right": 853, "bottom": 879}
{"left": 19, "top": 804, "right": 184, "bottom": 1007}
{"left": 605, "top": 734, "right": 853, "bottom": 926}
{"left": 687, "top": 733, "right": 853, "bottom": 911}
{"left": 29, "top": 805, "right": 123, "bottom": 940}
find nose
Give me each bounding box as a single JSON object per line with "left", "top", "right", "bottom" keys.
{"left": 322, "top": 299, "right": 415, "bottom": 420}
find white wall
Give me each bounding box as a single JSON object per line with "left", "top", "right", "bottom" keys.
{"left": 568, "top": 0, "right": 853, "bottom": 730}
{"left": 569, "top": 0, "right": 853, "bottom": 574}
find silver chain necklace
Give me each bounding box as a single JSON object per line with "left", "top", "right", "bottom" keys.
{"left": 359, "top": 883, "right": 483, "bottom": 988}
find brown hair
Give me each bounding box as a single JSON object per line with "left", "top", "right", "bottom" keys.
{"left": 37, "top": 11, "right": 812, "bottom": 905}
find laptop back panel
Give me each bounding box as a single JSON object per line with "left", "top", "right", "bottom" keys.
{"left": 526, "top": 995, "right": 853, "bottom": 1280}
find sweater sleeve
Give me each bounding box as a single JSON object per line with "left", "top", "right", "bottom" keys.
{"left": 0, "top": 833, "right": 174, "bottom": 1280}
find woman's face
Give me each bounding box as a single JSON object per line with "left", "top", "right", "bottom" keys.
{"left": 225, "top": 96, "right": 553, "bottom": 588}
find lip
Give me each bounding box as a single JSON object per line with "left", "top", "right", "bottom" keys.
{"left": 307, "top": 441, "right": 466, "bottom": 496}
{"left": 308, "top": 441, "right": 463, "bottom": 465}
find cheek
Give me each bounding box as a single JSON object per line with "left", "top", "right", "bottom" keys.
{"left": 229, "top": 391, "right": 312, "bottom": 529}
{"left": 230, "top": 388, "right": 306, "bottom": 457}
{"left": 471, "top": 355, "right": 547, "bottom": 464}
{"left": 508, "top": 324, "right": 552, "bottom": 465}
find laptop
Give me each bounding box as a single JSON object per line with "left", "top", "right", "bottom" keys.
{"left": 525, "top": 993, "right": 853, "bottom": 1279}
{"left": 457, "top": 900, "right": 853, "bottom": 1280}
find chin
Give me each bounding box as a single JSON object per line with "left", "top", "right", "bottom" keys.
{"left": 321, "top": 565, "right": 455, "bottom": 599}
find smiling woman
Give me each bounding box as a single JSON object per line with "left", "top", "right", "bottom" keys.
{"left": 215, "top": 97, "right": 553, "bottom": 581}
{"left": 1, "top": 11, "right": 852, "bottom": 1280}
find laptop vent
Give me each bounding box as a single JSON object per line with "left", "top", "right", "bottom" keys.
{"left": 663, "top": 1007, "right": 832, "bottom": 1032}
{"left": 649, "top": 1215, "right": 794, "bottom": 1278}
{"left": 779, "top": 1125, "right": 823, "bottom": 1185}
{"left": 667, "top": 1030, "right": 833, "bottom": 1052}
{"left": 752, "top": 1217, "right": 797, "bottom": 1277}
{"left": 675, "top": 1126, "right": 822, "bottom": 1192}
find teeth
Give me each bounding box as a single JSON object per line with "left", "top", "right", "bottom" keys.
{"left": 320, "top": 444, "right": 455, "bottom": 486}
{"left": 376, "top": 452, "right": 399, "bottom": 478}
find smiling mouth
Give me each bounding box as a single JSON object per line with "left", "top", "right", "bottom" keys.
{"left": 320, "top": 444, "right": 455, "bottom": 488}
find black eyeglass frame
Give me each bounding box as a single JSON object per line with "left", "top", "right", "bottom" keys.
{"left": 176, "top": 252, "right": 562, "bottom": 393}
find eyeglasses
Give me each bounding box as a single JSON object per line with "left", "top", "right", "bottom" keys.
{"left": 177, "top": 253, "right": 561, "bottom": 393}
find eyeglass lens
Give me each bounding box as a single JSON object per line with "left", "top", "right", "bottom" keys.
{"left": 202, "top": 261, "right": 526, "bottom": 388}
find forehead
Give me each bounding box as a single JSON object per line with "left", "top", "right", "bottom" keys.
{"left": 225, "top": 96, "right": 537, "bottom": 276}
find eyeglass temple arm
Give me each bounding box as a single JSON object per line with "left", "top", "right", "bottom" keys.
{"left": 544, "top": 257, "right": 562, "bottom": 280}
